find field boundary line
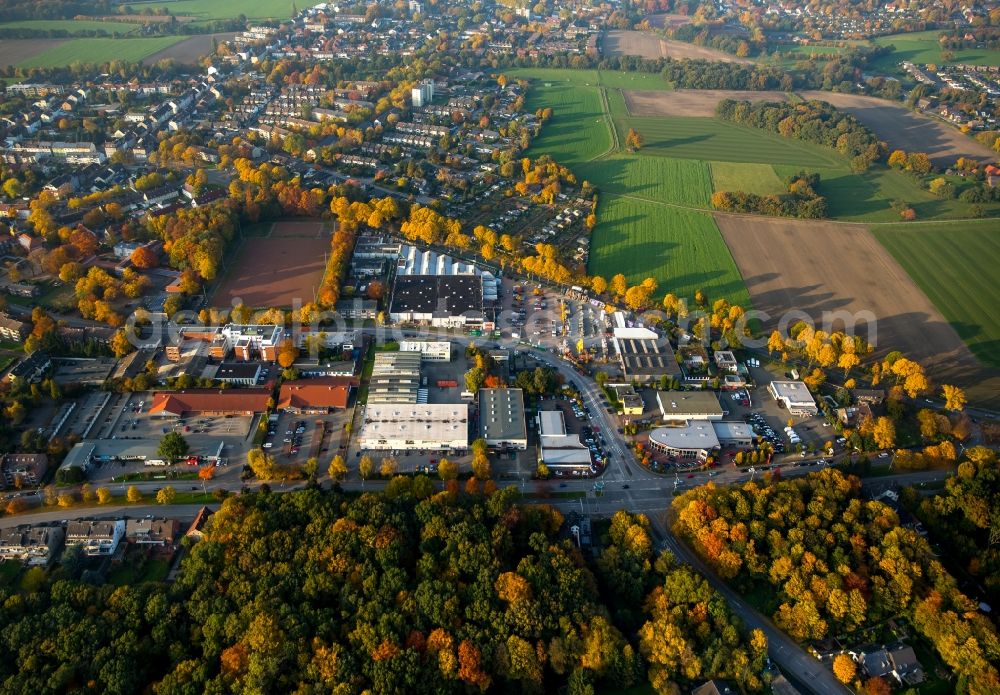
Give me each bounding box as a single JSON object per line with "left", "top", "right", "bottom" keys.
{"left": 612, "top": 192, "right": 996, "bottom": 227}
{"left": 588, "top": 82, "right": 620, "bottom": 162}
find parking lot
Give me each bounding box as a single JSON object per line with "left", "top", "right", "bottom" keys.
{"left": 263, "top": 409, "right": 351, "bottom": 466}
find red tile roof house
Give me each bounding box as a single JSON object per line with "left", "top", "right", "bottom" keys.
{"left": 277, "top": 377, "right": 360, "bottom": 413}
{"left": 149, "top": 389, "right": 272, "bottom": 417}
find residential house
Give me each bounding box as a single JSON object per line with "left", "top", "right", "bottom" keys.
{"left": 125, "top": 518, "right": 180, "bottom": 547}
{"left": 65, "top": 519, "right": 126, "bottom": 556}
{"left": 1, "top": 453, "right": 48, "bottom": 489}
{"left": 0, "top": 525, "right": 64, "bottom": 565}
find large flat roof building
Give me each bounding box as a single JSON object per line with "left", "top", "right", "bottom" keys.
{"left": 648, "top": 422, "right": 720, "bottom": 461}
{"left": 656, "top": 391, "right": 724, "bottom": 422}
{"left": 613, "top": 328, "right": 681, "bottom": 383}
{"left": 478, "top": 388, "right": 527, "bottom": 450}
{"left": 358, "top": 403, "right": 469, "bottom": 451}
{"left": 768, "top": 381, "right": 818, "bottom": 416}
{"left": 389, "top": 275, "right": 483, "bottom": 327}
{"left": 537, "top": 410, "right": 593, "bottom": 473}
{"left": 399, "top": 340, "right": 451, "bottom": 361}
{"left": 368, "top": 351, "right": 422, "bottom": 404}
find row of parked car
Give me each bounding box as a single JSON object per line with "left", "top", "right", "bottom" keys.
{"left": 745, "top": 412, "right": 787, "bottom": 453}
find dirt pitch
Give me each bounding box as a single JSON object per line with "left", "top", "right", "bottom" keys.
{"left": 146, "top": 32, "right": 235, "bottom": 64}
{"left": 602, "top": 30, "right": 748, "bottom": 63}
{"left": 798, "top": 91, "right": 997, "bottom": 166}
{"left": 0, "top": 39, "right": 67, "bottom": 66}
{"left": 715, "top": 214, "right": 1000, "bottom": 396}
{"left": 211, "top": 221, "right": 330, "bottom": 309}
{"left": 624, "top": 89, "right": 790, "bottom": 118}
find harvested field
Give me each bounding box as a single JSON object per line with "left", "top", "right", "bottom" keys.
{"left": 646, "top": 13, "right": 693, "bottom": 29}
{"left": 716, "top": 215, "right": 998, "bottom": 397}
{"left": 0, "top": 39, "right": 67, "bottom": 66}
{"left": 211, "top": 221, "right": 330, "bottom": 309}
{"left": 624, "top": 89, "right": 790, "bottom": 118}
{"left": 146, "top": 32, "right": 235, "bottom": 63}
{"left": 602, "top": 30, "right": 748, "bottom": 63}
{"left": 798, "top": 91, "right": 997, "bottom": 166}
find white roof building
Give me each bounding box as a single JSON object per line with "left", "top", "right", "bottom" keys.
{"left": 768, "top": 381, "right": 818, "bottom": 416}
{"left": 359, "top": 403, "right": 469, "bottom": 451}
{"left": 399, "top": 340, "right": 451, "bottom": 361}
{"left": 537, "top": 410, "right": 593, "bottom": 470}
{"left": 648, "top": 422, "right": 720, "bottom": 461}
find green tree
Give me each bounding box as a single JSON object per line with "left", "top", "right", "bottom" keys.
{"left": 158, "top": 432, "right": 189, "bottom": 462}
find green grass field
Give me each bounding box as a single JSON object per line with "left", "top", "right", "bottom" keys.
{"left": 871, "top": 220, "right": 1000, "bottom": 366}
{"left": 772, "top": 43, "right": 845, "bottom": 55}
{"left": 617, "top": 116, "right": 847, "bottom": 167}
{"left": 125, "top": 0, "right": 293, "bottom": 23}
{"left": 588, "top": 198, "right": 749, "bottom": 307}
{"left": 0, "top": 19, "right": 140, "bottom": 34}
{"left": 576, "top": 155, "right": 713, "bottom": 208}
{"left": 710, "top": 162, "right": 786, "bottom": 196}
{"left": 872, "top": 31, "right": 1000, "bottom": 70}
{"left": 523, "top": 80, "right": 610, "bottom": 165}
{"left": 16, "top": 36, "right": 187, "bottom": 67}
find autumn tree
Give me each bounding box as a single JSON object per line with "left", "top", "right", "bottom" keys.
{"left": 437, "top": 457, "right": 458, "bottom": 481}
{"left": 832, "top": 654, "right": 857, "bottom": 684}
{"left": 610, "top": 273, "right": 628, "bottom": 302}
{"left": 126, "top": 485, "right": 142, "bottom": 503}
{"left": 625, "top": 127, "right": 644, "bottom": 152}
{"left": 156, "top": 486, "right": 176, "bottom": 505}
{"left": 359, "top": 454, "right": 375, "bottom": 480}
{"left": 941, "top": 384, "right": 966, "bottom": 412}
{"left": 873, "top": 416, "right": 896, "bottom": 449}
{"left": 327, "top": 454, "right": 347, "bottom": 481}
{"left": 276, "top": 339, "right": 299, "bottom": 369}
{"left": 130, "top": 245, "right": 159, "bottom": 269}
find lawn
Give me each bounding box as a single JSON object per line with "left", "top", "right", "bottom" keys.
{"left": 106, "top": 557, "right": 171, "bottom": 585}
{"left": 871, "top": 220, "right": 1000, "bottom": 367}
{"left": 16, "top": 36, "right": 188, "bottom": 67}
{"left": 576, "top": 155, "right": 713, "bottom": 208}
{"left": 710, "top": 162, "right": 786, "bottom": 196}
{"left": 0, "top": 19, "right": 140, "bottom": 34}
{"left": 125, "top": 0, "right": 296, "bottom": 23}
{"left": 872, "top": 31, "right": 1000, "bottom": 70}
{"left": 523, "top": 79, "right": 610, "bottom": 165}
{"left": 616, "top": 116, "right": 846, "bottom": 167}
{"left": 771, "top": 43, "right": 845, "bottom": 55}
{"left": 587, "top": 198, "right": 750, "bottom": 307}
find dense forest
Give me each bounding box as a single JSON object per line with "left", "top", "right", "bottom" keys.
{"left": 910, "top": 446, "right": 1000, "bottom": 618}
{"left": 671, "top": 465, "right": 1000, "bottom": 695}
{"left": 0, "top": 486, "right": 768, "bottom": 694}
{"left": 716, "top": 98, "right": 885, "bottom": 172}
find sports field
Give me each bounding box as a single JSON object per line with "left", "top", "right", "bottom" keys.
{"left": 589, "top": 199, "right": 749, "bottom": 307}
{"left": 872, "top": 31, "right": 1000, "bottom": 69}
{"left": 211, "top": 221, "right": 330, "bottom": 309}
{"left": 871, "top": 220, "right": 1000, "bottom": 368}
{"left": 14, "top": 36, "right": 188, "bottom": 67}
{"left": 126, "top": 0, "right": 306, "bottom": 23}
